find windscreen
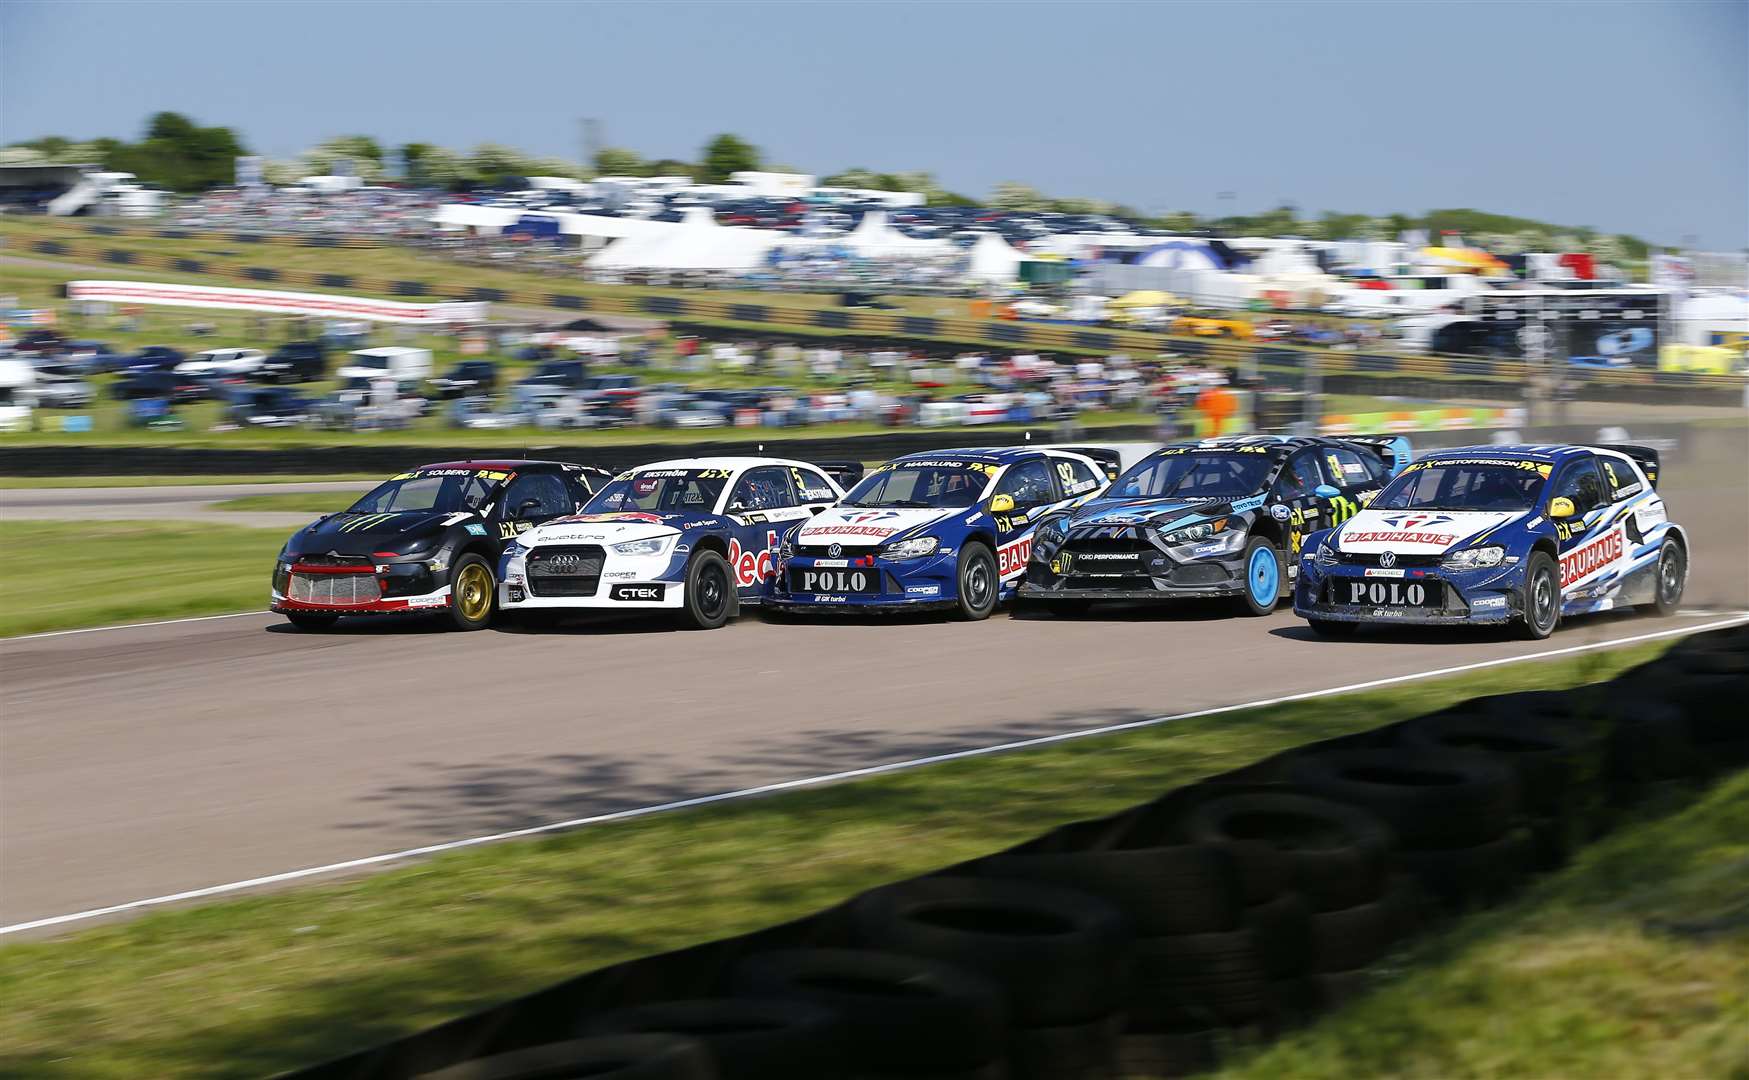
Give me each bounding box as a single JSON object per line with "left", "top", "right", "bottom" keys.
{"left": 1372, "top": 461, "right": 1547, "bottom": 512}
{"left": 842, "top": 462, "right": 992, "bottom": 508}
{"left": 1105, "top": 451, "right": 1276, "bottom": 501}
{"left": 346, "top": 470, "right": 502, "bottom": 515}
{"left": 585, "top": 468, "right": 729, "bottom": 514}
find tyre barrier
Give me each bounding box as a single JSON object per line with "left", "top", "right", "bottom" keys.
{"left": 282, "top": 623, "right": 1745, "bottom": 1080}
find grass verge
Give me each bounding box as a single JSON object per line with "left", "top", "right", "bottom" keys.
{"left": 0, "top": 521, "right": 282, "bottom": 636}
{"left": 0, "top": 474, "right": 388, "bottom": 489}
{"left": 1213, "top": 768, "right": 1749, "bottom": 1080}
{"left": 0, "top": 637, "right": 1684, "bottom": 1078}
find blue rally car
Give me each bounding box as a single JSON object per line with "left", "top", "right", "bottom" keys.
{"left": 1294, "top": 443, "right": 1688, "bottom": 639}
{"left": 1020, "top": 435, "right": 1410, "bottom": 616}
{"left": 767, "top": 446, "right": 1109, "bottom": 619}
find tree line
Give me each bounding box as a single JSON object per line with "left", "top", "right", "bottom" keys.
{"left": 2, "top": 113, "right": 1650, "bottom": 257}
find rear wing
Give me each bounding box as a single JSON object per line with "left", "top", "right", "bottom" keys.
{"left": 1340, "top": 435, "right": 1414, "bottom": 477}
{"left": 812, "top": 460, "right": 866, "bottom": 491}
{"left": 1053, "top": 445, "right": 1124, "bottom": 480}
{"left": 1594, "top": 444, "right": 1661, "bottom": 488}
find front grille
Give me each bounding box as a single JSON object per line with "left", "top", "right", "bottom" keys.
{"left": 1336, "top": 551, "right": 1443, "bottom": 568}
{"left": 795, "top": 544, "right": 874, "bottom": 558}
{"left": 1063, "top": 533, "right": 1156, "bottom": 551}
{"left": 1171, "top": 564, "right": 1231, "bottom": 586}
{"left": 289, "top": 572, "right": 382, "bottom": 606}
{"left": 527, "top": 544, "right": 603, "bottom": 598}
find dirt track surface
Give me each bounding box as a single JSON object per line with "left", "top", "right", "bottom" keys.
{"left": 2, "top": 602, "right": 1742, "bottom": 932}
{"left": 0, "top": 481, "right": 369, "bottom": 529}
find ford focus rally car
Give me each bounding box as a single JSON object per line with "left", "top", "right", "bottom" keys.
{"left": 1294, "top": 443, "right": 1687, "bottom": 639}
{"left": 767, "top": 446, "right": 1109, "bottom": 619}
{"left": 1021, "top": 435, "right": 1409, "bottom": 616}
{"left": 272, "top": 460, "right": 610, "bottom": 631}
{"left": 497, "top": 457, "right": 848, "bottom": 629}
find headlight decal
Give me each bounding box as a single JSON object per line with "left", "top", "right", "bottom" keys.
{"left": 612, "top": 535, "right": 676, "bottom": 557}
{"left": 1440, "top": 545, "right": 1507, "bottom": 571}
{"left": 881, "top": 536, "right": 940, "bottom": 560}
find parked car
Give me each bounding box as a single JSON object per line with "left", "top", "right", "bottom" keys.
{"left": 449, "top": 395, "right": 526, "bottom": 429}
{"left": 519, "top": 359, "right": 590, "bottom": 390}
{"left": 29, "top": 375, "right": 96, "bottom": 408}
{"left": 176, "top": 347, "right": 268, "bottom": 377}
{"left": 430, "top": 361, "right": 499, "bottom": 399}
{"left": 111, "top": 369, "right": 217, "bottom": 402}
{"left": 260, "top": 341, "right": 327, "bottom": 383}
{"left": 228, "top": 386, "right": 313, "bottom": 427}
{"left": 121, "top": 345, "right": 186, "bottom": 373}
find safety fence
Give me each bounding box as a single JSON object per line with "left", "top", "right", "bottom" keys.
{"left": 12, "top": 229, "right": 1747, "bottom": 402}
{"left": 62, "top": 220, "right": 384, "bottom": 248}
{"left": 277, "top": 624, "right": 1747, "bottom": 1080}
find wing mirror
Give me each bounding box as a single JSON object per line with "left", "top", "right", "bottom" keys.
{"left": 1548, "top": 497, "right": 1577, "bottom": 519}
{"left": 989, "top": 494, "right": 1016, "bottom": 514}
{"left": 1314, "top": 484, "right": 1341, "bottom": 499}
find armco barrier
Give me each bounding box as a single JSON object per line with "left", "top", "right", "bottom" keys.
{"left": 9, "top": 223, "right": 1744, "bottom": 405}
{"left": 277, "top": 623, "right": 1747, "bottom": 1080}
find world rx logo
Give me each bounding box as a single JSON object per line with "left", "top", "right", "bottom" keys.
{"left": 842, "top": 511, "right": 903, "bottom": 523}
{"left": 1379, "top": 513, "right": 1455, "bottom": 529}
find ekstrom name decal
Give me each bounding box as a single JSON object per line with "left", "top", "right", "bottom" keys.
{"left": 1561, "top": 526, "right": 1624, "bottom": 588}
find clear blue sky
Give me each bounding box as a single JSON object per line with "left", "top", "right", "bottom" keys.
{"left": 3, "top": 0, "right": 1744, "bottom": 247}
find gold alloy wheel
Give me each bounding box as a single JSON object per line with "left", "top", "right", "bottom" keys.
{"left": 456, "top": 563, "right": 493, "bottom": 622}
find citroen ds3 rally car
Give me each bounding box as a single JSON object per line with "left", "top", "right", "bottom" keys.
{"left": 497, "top": 457, "right": 848, "bottom": 629}
{"left": 1294, "top": 443, "right": 1687, "bottom": 639}
{"left": 767, "top": 446, "right": 1109, "bottom": 619}
{"left": 1020, "top": 435, "right": 1409, "bottom": 616}
{"left": 272, "top": 460, "right": 610, "bottom": 631}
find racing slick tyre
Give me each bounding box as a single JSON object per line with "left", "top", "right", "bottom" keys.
{"left": 729, "top": 948, "right": 1007, "bottom": 1073}
{"left": 1389, "top": 827, "right": 1533, "bottom": 908}
{"left": 679, "top": 550, "right": 734, "bottom": 631}
{"left": 954, "top": 543, "right": 999, "bottom": 621}
{"left": 1127, "top": 927, "right": 1277, "bottom": 1029}
{"left": 849, "top": 876, "right": 1131, "bottom": 1027}
{"left": 414, "top": 1034, "right": 716, "bottom": 1080}
{"left": 283, "top": 613, "right": 338, "bottom": 631}
{"left": 446, "top": 553, "right": 496, "bottom": 632}
{"left": 972, "top": 844, "right": 1245, "bottom": 936}
{"left": 1307, "top": 618, "right": 1358, "bottom": 638}
{"left": 1008, "top": 1014, "right": 1122, "bottom": 1080}
{"left": 1304, "top": 876, "right": 1415, "bottom": 973}
{"left": 1514, "top": 551, "right": 1561, "bottom": 640}
{"left": 1284, "top": 750, "right": 1518, "bottom": 850}
{"left": 1640, "top": 537, "right": 1687, "bottom": 617}
{"left": 1234, "top": 537, "right": 1283, "bottom": 617}
{"left": 1396, "top": 712, "right": 1602, "bottom": 818}
{"left": 579, "top": 998, "right": 843, "bottom": 1080}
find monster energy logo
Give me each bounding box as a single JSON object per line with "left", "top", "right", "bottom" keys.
{"left": 338, "top": 512, "right": 399, "bottom": 532}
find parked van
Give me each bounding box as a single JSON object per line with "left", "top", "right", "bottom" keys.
{"left": 337, "top": 347, "right": 432, "bottom": 384}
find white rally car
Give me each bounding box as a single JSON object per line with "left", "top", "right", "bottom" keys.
{"left": 497, "top": 457, "right": 846, "bottom": 629}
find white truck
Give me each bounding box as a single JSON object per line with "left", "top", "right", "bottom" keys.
{"left": 0, "top": 357, "right": 37, "bottom": 432}
{"left": 337, "top": 347, "right": 432, "bottom": 384}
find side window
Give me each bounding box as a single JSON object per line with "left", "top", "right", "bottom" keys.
{"left": 563, "top": 470, "right": 596, "bottom": 509}
{"left": 1051, "top": 455, "right": 1104, "bottom": 497}
{"left": 994, "top": 459, "right": 1058, "bottom": 507}
{"left": 791, "top": 467, "right": 838, "bottom": 503}
{"left": 728, "top": 466, "right": 797, "bottom": 511}
{"left": 503, "top": 473, "right": 571, "bottom": 519}
{"left": 1552, "top": 460, "right": 1607, "bottom": 514}
{"left": 1275, "top": 451, "right": 1325, "bottom": 499}
{"left": 1324, "top": 448, "right": 1376, "bottom": 490}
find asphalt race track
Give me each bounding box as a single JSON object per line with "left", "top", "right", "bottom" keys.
{"left": 3, "top": 601, "right": 1743, "bottom": 933}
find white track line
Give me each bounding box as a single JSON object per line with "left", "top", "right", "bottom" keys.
{"left": 4, "top": 613, "right": 1743, "bottom": 937}
{"left": 2, "top": 609, "right": 270, "bottom": 642}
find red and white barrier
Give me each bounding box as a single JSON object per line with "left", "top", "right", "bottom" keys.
{"left": 66, "top": 280, "right": 487, "bottom": 325}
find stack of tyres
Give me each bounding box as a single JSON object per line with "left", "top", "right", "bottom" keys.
{"left": 849, "top": 877, "right": 1132, "bottom": 1080}
{"left": 1625, "top": 638, "right": 1749, "bottom": 774}
{"left": 579, "top": 999, "right": 846, "bottom": 1080}
{"left": 1284, "top": 750, "right": 1530, "bottom": 908}
{"left": 1177, "top": 792, "right": 1412, "bottom": 1010}
{"left": 414, "top": 1034, "right": 717, "bottom": 1080}
{"left": 1395, "top": 694, "right": 1609, "bottom": 870}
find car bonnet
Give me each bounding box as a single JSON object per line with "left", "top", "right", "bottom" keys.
{"left": 796, "top": 506, "right": 959, "bottom": 548}
{"left": 1335, "top": 509, "right": 1528, "bottom": 555}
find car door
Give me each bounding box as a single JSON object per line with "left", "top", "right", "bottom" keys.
{"left": 1546, "top": 456, "right": 1620, "bottom": 591}
{"left": 990, "top": 456, "right": 1063, "bottom": 581}
{"left": 1318, "top": 446, "right": 1381, "bottom": 529}
{"left": 723, "top": 466, "right": 805, "bottom": 594}
{"left": 1271, "top": 449, "right": 1333, "bottom": 560}
{"left": 497, "top": 470, "right": 572, "bottom": 541}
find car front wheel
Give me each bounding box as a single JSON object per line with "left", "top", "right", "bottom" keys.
{"left": 955, "top": 543, "right": 998, "bottom": 621}
{"left": 1234, "top": 537, "right": 1283, "bottom": 617}
{"left": 447, "top": 554, "right": 495, "bottom": 631}
{"left": 680, "top": 550, "right": 734, "bottom": 630}
{"left": 1515, "top": 552, "right": 1560, "bottom": 640}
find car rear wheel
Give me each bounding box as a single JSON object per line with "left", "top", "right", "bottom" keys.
{"left": 1515, "top": 552, "right": 1560, "bottom": 640}
{"left": 1234, "top": 537, "right": 1283, "bottom": 617}
{"left": 284, "top": 613, "right": 338, "bottom": 631}
{"left": 955, "top": 543, "right": 998, "bottom": 621}
{"left": 680, "top": 550, "right": 734, "bottom": 630}
{"left": 1642, "top": 538, "right": 1686, "bottom": 617}
{"left": 447, "top": 554, "right": 495, "bottom": 631}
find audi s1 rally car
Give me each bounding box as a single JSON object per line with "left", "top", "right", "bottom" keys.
{"left": 497, "top": 457, "right": 849, "bottom": 629}
{"left": 767, "top": 446, "right": 1109, "bottom": 619}
{"left": 1294, "top": 443, "right": 1687, "bottom": 640}
{"left": 272, "top": 460, "right": 611, "bottom": 631}
{"left": 1020, "top": 435, "right": 1410, "bottom": 616}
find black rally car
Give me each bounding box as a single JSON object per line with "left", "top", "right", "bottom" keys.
{"left": 271, "top": 459, "right": 610, "bottom": 631}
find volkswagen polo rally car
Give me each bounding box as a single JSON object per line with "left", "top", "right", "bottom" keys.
{"left": 497, "top": 457, "right": 848, "bottom": 629}
{"left": 767, "top": 446, "right": 1109, "bottom": 619}
{"left": 1294, "top": 443, "right": 1687, "bottom": 639}
{"left": 272, "top": 459, "right": 610, "bottom": 631}
{"left": 1020, "top": 435, "right": 1409, "bottom": 616}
